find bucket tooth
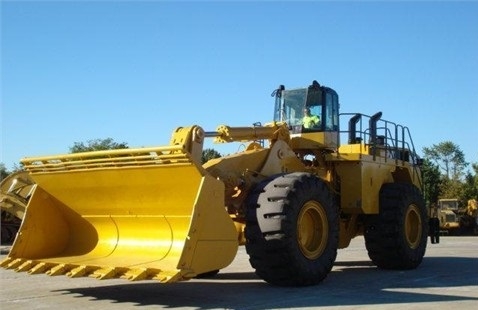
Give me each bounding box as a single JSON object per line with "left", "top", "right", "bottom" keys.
{"left": 153, "top": 270, "right": 186, "bottom": 283}
{"left": 109, "top": 268, "right": 182, "bottom": 282}
{"left": 16, "top": 260, "right": 35, "bottom": 272}
{"left": 28, "top": 262, "right": 54, "bottom": 274}
{"left": 122, "top": 268, "right": 148, "bottom": 281}
{"left": 6, "top": 258, "right": 24, "bottom": 269}
{"left": 91, "top": 267, "right": 126, "bottom": 280}
{"left": 67, "top": 265, "right": 99, "bottom": 278}
{"left": 47, "top": 264, "right": 73, "bottom": 276}
{"left": 0, "top": 257, "right": 13, "bottom": 267}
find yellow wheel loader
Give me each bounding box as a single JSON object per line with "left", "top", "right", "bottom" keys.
{"left": 464, "top": 199, "right": 478, "bottom": 235}
{"left": 1, "top": 171, "right": 34, "bottom": 244}
{"left": 437, "top": 198, "right": 478, "bottom": 235}
{"left": 1, "top": 81, "right": 432, "bottom": 286}
{"left": 437, "top": 198, "right": 461, "bottom": 234}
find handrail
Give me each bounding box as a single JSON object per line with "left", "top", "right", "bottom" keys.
{"left": 339, "top": 112, "right": 422, "bottom": 188}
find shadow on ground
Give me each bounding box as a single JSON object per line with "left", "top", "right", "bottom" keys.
{"left": 53, "top": 256, "right": 478, "bottom": 309}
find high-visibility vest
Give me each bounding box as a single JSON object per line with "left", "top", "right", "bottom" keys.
{"left": 303, "top": 115, "right": 320, "bottom": 128}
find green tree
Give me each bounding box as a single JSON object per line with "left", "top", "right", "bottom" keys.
{"left": 0, "top": 163, "right": 10, "bottom": 181}
{"left": 473, "top": 162, "right": 478, "bottom": 189}
{"left": 462, "top": 173, "right": 478, "bottom": 201}
{"left": 69, "top": 138, "right": 128, "bottom": 153}
{"left": 439, "top": 178, "right": 464, "bottom": 201}
{"left": 462, "top": 163, "right": 478, "bottom": 201}
{"left": 421, "top": 159, "right": 441, "bottom": 206}
{"left": 201, "top": 148, "right": 222, "bottom": 164}
{"left": 423, "top": 141, "right": 468, "bottom": 180}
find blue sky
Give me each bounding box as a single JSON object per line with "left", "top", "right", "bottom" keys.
{"left": 1, "top": 1, "right": 477, "bottom": 171}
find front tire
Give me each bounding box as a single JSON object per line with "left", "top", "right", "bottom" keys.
{"left": 245, "top": 173, "right": 338, "bottom": 286}
{"left": 364, "top": 183, "right": 428, "bottom": 269}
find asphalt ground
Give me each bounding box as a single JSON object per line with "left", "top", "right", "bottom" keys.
{"left": 1, "top": 236, "right": 477, "bottom": 310}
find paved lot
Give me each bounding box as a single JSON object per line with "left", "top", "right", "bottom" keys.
{"left": 1, "top": 236, "right": 477, "bottom": 310}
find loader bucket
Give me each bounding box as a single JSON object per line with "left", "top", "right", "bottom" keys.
{"left": 1, "top": 145, "right": 238, "bottom": 282}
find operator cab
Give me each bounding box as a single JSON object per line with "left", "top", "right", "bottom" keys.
{"left": 273, "top": 80, "right": 340, "bottom": 149}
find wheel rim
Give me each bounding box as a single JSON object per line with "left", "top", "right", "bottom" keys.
{"left": 297, "top": 201, "right": 328, "bottom": 259}
{"left": 405, "top": 204, "right": 422, "bottom": 249}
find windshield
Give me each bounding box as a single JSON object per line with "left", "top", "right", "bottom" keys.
{"left": 273, "top": 84, "right": 339, "bottom": 133}
{"left": 274, "top": 88, "right": 323, "bottom": 128}
{"left": 283, "top": 88, "right": 307, "bottom": 126}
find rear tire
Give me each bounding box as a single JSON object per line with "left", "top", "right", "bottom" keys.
{"left": 364, "top": 183, "right": 428, "bottom": 269}
{"left": 245, "top": 173, "right": 338, "bottom": 286}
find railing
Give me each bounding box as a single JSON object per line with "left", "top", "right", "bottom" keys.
{"left": 340, "top": 112, "right": 422, "bottom": 186}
